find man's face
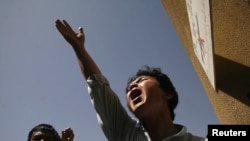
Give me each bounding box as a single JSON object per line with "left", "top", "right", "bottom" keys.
{"left": 30, "top": 130, "right": 55, "bottom": 141}
{"left": 126, "top": 75, "right": 168, "bottom": 119}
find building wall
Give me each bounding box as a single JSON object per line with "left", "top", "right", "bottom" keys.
{"left": 161, "top": 0, "right": 250, "bottom": 124}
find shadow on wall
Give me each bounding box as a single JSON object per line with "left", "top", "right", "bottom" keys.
{"left": 215, "top": 55, "right": 250, "bottom": 106}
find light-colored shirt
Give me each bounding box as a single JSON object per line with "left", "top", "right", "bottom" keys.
{"left": 87, "top": 74, "right": 207, "bottom": 141}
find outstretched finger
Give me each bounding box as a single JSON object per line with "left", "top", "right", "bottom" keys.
{"left": 63, "top": 20, "right": 74, "bottom": 32}
{"left": 55, "top": 19, "right": 65, "bottom": 29}
{"left": 55, "top": 19, "right": 67, "bottom": 34}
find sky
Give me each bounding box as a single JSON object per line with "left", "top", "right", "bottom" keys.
{"left": 0, "top": 0, "right": 219, "bottom": 141}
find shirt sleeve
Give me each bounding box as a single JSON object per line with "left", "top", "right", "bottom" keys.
{"left": 86, "top": 74, "right": 137, "bottom": 141}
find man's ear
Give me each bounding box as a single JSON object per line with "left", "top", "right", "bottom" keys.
{"left": 164, "top": 92, "right": 174, "bottom": 101}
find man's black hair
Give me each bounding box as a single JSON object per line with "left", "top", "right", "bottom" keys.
{"left": 27, "top": 123, "right": 61, "bottom": 141}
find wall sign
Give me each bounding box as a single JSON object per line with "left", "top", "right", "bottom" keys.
{"left": 186, "top": 0, "right": 216, "bottom": 89}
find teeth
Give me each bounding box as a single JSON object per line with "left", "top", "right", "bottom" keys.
{"left": 133, "top": 96, "right": 142, "bottom": 105}
{"left": 130, "top": 89, "right": 142, "bottom": 100}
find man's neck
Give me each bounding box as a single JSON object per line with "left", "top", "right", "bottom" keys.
{"left": 142, "top": 115, "right": 178, "bottom": 141}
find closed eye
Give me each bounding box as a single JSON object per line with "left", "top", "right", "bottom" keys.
{"left": 31, "top": 136, "right": 42, "bottom": 141}
{"left": 127, "top": 77, "right": 149, "bottom": 92}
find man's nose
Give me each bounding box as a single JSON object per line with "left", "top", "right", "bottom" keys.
{"left": 129, "top": 83, "right": 139, "bottom": 91}
{"left": 127, "top": 78, "right": 142, "bottom": 92}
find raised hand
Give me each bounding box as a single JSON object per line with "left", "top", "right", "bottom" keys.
{"left": 61, "top": 127, "right": 74, "bottom": 141}
{"left": 55, "top": 19, "right": 101, "bottom": 80}
{"left": 55, "top": 19, "right": 85, "bottom": 52}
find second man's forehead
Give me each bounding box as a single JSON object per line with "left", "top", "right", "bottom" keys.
{"left": 32, "top": 130, "right": 55, "bottom": 139}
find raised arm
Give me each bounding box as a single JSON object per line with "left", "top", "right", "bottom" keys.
{"left": 55, "top": 19, "right": 101, "bottom": 79}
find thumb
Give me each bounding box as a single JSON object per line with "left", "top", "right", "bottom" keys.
{"left": 79, "top": 27, "right": 83, "bottom": 33}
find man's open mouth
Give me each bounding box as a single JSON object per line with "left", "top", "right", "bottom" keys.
{"left": 130, "top": 89, "right": 142, "bottom": 105}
